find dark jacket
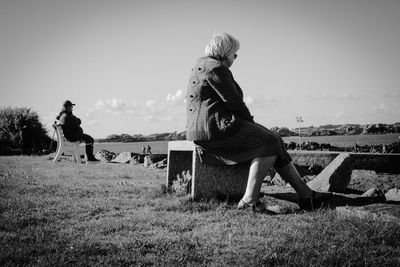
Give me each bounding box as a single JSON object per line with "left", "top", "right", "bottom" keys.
{"left": 56, "top": 110, "right": 83, "bottom": 142}
{"left": 186, "top": 56, "right": 253, "bottom": 141}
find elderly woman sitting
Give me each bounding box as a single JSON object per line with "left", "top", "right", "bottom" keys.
{"left": 186, "top": 32, "right": 331, "bottom": 212}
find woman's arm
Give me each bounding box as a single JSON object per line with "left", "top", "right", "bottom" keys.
{"left": 206, "top": 66, "right": 253, "bottom": 122}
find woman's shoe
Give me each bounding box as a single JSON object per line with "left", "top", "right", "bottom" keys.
{"left": 238, "top": 199, "right": 267, "bottom": 213}
{"left": 298, "top": 191, "right": 332, "bottom": 211}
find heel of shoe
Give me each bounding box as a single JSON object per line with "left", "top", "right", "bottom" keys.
{"left": 298, "top": 191, "right": 315, "bottom": 211}
{"left": 238, "top": 199, "right": 266, "bottom": 213}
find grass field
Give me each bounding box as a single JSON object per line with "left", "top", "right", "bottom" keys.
{"left": 1, "top": 156, "right": 400, "bottom": 265}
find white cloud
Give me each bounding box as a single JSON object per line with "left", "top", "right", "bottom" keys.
{"left": 372, "top": 102, "right": 389, "bottom": 112}
{"left": 165, "top": 115, "right": 174, "bottom": 121}
{"left": 146, "top": 100, "right": 156, "bottom": 107}
{"left": 93, "top": 91, "right": 186, "bottom": 125}
{"left": 95, "top": 98, "right": 139, "bottom": 115}
{"left": 384, "top": 89, "right": 400, "bottom": 97}
{"left": 141, "top": 90, "right": 186, "bottom": 122}
{"left": 95, "top": 100, "right": 105, "bottom": 109}
{"left": 96, "top": 98, "right": 126, "bottom": 110}
{"left": 166, "top": 90, "right": 185, "bottom": 106}
{"left": 335, "top": 111, "right": 345, "bottom": 118}
{"left": 79, "top": 108, "right": 98, "bottom": 126}
{"left": 144, "top": 100, "right": 166, "bottom": 114}
{"left": 338, "top": 94, "right": 353, "bottom": 100}
{"left": 143, "top": 115, "right": 159, "bottom": 122}
{"left": 244, "top": 95, "right": 275, "bottom": 107}
{"left": 306, "top": 93, "right": 356, "bottom": 100}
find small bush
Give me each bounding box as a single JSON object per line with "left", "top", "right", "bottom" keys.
{"left": 0, "top": 106, "right": 52, "bottom": 155}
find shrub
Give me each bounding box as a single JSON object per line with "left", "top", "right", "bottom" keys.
{"left": 0, "top": 106, "right": 52, "bottom": 155}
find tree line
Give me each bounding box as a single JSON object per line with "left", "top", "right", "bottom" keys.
{"left": 96, "top": 131, "right": 186, "bottom": 143}
{"left": 96, "top": 123, "right": 400, "bottom": 143}
{"left": 271, "top": 123, "right": 400, "bottom": 137}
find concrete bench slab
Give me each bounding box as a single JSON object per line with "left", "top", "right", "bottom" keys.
{"left": 307, "top": 153, "right": 352, "bottom": 193}
{"left": 167, "top": 141, "right": 400, "bottom": 200}
{"left": 336, "top": 204, "right": 400, "bottom": 224}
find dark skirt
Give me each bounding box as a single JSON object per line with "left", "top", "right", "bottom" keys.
{"left": 195, "top": 121, "right": 292, "bottom": 169}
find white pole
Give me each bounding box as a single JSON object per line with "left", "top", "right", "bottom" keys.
{"left": 296, "top": 116, "right": 303, "bottom": 150}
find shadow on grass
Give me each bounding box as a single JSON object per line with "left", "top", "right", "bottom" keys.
{"left": 156, "top": 184, "right": 395, "bottom": 214}
{"left": 261, "top": 191, "right": 389, "bottom": 210}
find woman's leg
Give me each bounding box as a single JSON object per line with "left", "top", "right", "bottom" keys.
{"left": 275, "top": 162, "right": 313, "bottom": 198}
{"left": 276, "top": 161, "right": 333, "bottom": 210}
{"left": 241, "top": 156, "right": 277, "bottom": 204}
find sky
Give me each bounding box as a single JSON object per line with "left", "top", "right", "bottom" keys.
{"left": 1, "top": 0, "right": 399, "bottom": 138}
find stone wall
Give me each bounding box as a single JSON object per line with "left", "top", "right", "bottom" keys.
{"left": 289, "top": 151, "right": 400, "bottom": 174}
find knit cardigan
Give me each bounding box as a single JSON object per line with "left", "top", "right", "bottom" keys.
{"left": 186, "top": 56, "right": 253, "bottom": 141}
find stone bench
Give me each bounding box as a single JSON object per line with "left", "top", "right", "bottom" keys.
{"left": 166, "top": 141, "right": 400, "bottom": 200}
{"left": 166, "top": 141, "right": 249, "bottom": 200}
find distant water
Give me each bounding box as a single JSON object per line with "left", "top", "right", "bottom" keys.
{"left": 93, "top": 140, "right": 169, "bottom": 154}
{"left": 283, "top": 133, "right": 399, "bottom": 148}
{"left": 90, "top": 134, "right": 399, "bottom": 155}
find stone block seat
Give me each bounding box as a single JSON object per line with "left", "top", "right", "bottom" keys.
{"left": 166, "top": 141, "right": 249, "bottom": 200}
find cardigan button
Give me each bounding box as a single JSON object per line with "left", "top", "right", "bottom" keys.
{"left": 198, "top": 67, "right": 202, "bottom": 71}
{"left": 192, "top": 81, "right": 195, "bottom": 84}
{"left": 190, "top": 95, "right": 193, "bottom": 98}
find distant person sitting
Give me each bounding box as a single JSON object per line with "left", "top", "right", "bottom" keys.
{"left": 56, "top": 100, "right": 99, "bottom": 162}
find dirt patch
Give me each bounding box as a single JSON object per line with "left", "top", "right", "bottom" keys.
{"left": 348, "top": 170, "right": 400, "bottom": 192}
{"left": 260, "top": 171, "right": 400, "bottom": 213}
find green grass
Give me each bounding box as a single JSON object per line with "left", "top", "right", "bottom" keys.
{"left": 1, "top": 156, "right": 400, "bottom": 266}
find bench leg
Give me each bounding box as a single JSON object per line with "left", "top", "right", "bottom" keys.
{"left": 54, "top": 144, "right": 81, "bottom": 164}
{"left": 53, "top": 144, "right": 64, "bottom": 163}
{"left": 72, "top": 145, "right": 81, "bottom": 164}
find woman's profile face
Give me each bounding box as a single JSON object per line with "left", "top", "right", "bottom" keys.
{"left": 223, "top": 53, "right": 238, "bottom": 68}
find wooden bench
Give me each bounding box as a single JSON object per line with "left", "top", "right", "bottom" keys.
{"left": 53, "top": 122, "right": 82, "bottom": 163}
